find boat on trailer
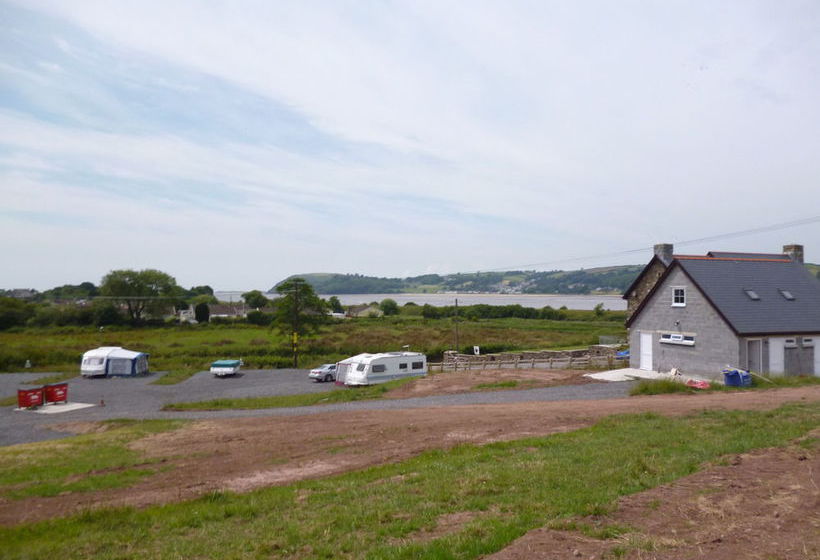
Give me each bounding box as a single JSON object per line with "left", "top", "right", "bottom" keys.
{"left": 210, "top": 359, "right": 242, "bottom": 377}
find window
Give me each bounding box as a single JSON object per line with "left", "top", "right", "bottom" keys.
{"left": 802, "top": 337, "right": 814, "bottom": 347}
{"left": 660, "top": 332, "right": 695, "bottom": 346}
{"left": 784, "top": 338, "right": 797, "bottom": 349}
{"left": 411, "top": 361, "right": 424, "bottom": 369}
{"left": 672, "top": 287, "right": 686, "bottom": 307}
{"left": 744, "top": 289, "right": 760, "bottom": 301}
{"left": 399, "top": 363, "right": 408, "bottom": 370}
{"left": 372, "top": 364, "right": 386, "bottom": 373}
{"left": 356, "top": 363, "right": 366, "bottom": 372}
{"left": 778, "top": 289, "right": 795, "bottom": 301}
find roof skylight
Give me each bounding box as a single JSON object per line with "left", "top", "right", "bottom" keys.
{"left": 778, "top": 289, "right": 795, "bottom": 301}
{"left": 743, "top": 289, "right": 760, "bottom": 301}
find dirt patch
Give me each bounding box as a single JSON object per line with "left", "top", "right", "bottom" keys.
{"left": 386, "top": 368, "right": 598, "bottom": 399}
{"left": 487, "top": 433, "right": 820, "bottom": 559}
{"left": 403, "top": 511, "right": 482, "bottom": 543}
{"left": 1, "top": 385, "right": 818, "bottom": 526}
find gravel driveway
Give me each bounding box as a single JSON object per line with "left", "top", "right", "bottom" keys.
{"left": 0, "top": 370, "right": 633, "bottom": 447}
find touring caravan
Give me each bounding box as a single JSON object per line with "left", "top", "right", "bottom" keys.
{"left": 80, "top": 347, "right": 149, "bottom": 377}
{"left": 335, "top": 352, "right": 427, "bottom": 386}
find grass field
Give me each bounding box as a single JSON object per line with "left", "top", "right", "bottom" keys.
{"left": 0, "top": 403, "right": 816, "bottom": 559}
{"left": 0, "top": 315, "right": 626, "bottom": 383}
{"left": 0, "top": 419, "right": 185, "bottom": 499}
{"left": 163, "top": 377, "right": 415, "bottom": 411}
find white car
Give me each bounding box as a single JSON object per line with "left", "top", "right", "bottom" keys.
{"left": 309, "top": 363, "right": 337, "bottom": 382}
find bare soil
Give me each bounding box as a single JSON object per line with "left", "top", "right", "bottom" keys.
{"left": 385, "top": 367, "right": 599, "bottom": 398}
{"left": 488, "top": 433, "right": 820, "bottom": 560}
{"left": 1, "top": 371, "right": 818, "bottom": 531}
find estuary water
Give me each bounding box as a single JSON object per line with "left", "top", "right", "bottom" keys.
{"left": 214, "top": 292, "right": 626, "bottom": 311}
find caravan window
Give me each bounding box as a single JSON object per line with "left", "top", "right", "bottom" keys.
{"left": 399, "top": 363, "right": 408, "bottom": 370}
{"left": 83, "top": 357, "right": 104, "bottom": 366}
{"left": 372, "top": 364, "right": 386, "bottom": 373}
{"left": 412, "top": 361, "right": 423, "bottom": 369}
{"left": 356, "top": 363, "right": 366, "bottom": 372}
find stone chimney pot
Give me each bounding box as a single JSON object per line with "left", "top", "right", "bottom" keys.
{"left": 783, "top": 244, "right": 804, "bottom": 264}
{"left": 654, "top": 243, "right": 674, "bottom": 266}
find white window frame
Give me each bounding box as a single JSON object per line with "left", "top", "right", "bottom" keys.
{"left": 784, "top": 338, "right": 798, "bottom": 349}
{"left": 802, "top": 337, "right": 814, "bottom": 347}
{"left": 659, "top": 332, "right": 695, "bottom": 346}
{"left": 671, "top": 286, "right": 686, "bottom": 307}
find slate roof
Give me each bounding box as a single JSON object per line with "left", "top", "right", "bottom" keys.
{"left": 675, "top": 256, "right": 820, "bottom": 335}
{"left": 706, "top": 251, "right": 790, "bottom": 261}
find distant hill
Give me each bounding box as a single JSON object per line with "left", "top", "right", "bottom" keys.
{"left": 276, "top": 262, "right": 820, "bottom": 296}
{"left": 274, "top": 266, "right": 646, "bottom": 295}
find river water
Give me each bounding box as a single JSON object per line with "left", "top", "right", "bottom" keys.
{"left": 214, "top": 292, "right": 626, "bottom": 311}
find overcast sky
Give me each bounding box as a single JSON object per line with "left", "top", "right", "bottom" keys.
{"left": 2, "top": 1, "right": 819, "bottom": 291}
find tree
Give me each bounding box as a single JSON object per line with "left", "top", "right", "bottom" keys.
{"left": 99, "top": 269, "right": 181, "bottom": 322}
{"left": 194, "top": 302, "right": 210, "bottom": 323}
{"left": 327, "top": 296, "right": 344, "bottom": 314}
{"left": 0, "top": 297, "right": 35, "bottom": 330}
{"left": 273, "top": 278, "right": 327, "bottom": 367}
{"left": 242, "top": 290, "right": 269, "bottom": 309}
{"left": 379, "top": 298, "right": 399, "bottom": 316}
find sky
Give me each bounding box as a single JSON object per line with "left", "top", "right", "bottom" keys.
{"left": 2, "top": 1, "right": 820, "bottom": 291}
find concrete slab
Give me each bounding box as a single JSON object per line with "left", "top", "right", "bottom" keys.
{"left": 585, "top": 368, "right": 669, "bottom": 382}
{"left": 15, "top": 402, "right": 95, "bottom": 414}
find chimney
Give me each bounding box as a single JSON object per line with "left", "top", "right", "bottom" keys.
{"left": 654, "top": 243, "right": 674, "bottom": 266}
{"left": 783, "top": 244, "right": 804, "bottom": 264}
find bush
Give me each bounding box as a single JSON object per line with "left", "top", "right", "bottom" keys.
{"left": 194, "top": 302, "right": 210, "bottom": 323}
{"left": 246, "top": 310, "right": 273, "bottom": 326}
{"left": 0, "top": 297, "right": 35, "bottom": 330}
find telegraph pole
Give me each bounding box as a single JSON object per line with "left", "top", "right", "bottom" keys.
{"left": 454, "top": 297, "right": 460, "bottom": 353}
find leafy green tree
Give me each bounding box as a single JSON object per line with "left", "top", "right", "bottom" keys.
{"left": 593, "top": 302, "right": 605, "bottom": 318}
{"left": 194, "top": 302, "right": 210, "bottom": 323}
{"left": 93, "top": 301, "right": 123, "bottom": 326}
{"left": 242, "top": 290, "right": 269, "bottom": 309}
{"left": 99, "top": 269, "right": 181, "bottom": 322}
{"left": 273, "top": 278, "right": 327, "bottom": 367}
{"left": 0, "top": 297, "right": 35, "bottom": 330}
{"left": 379, "top": 298, "right": 399, "bottom": 316}
{"left": 273, "top": 278, "right": 327, "bottom": 337}
{"left": 421, "top": 304, "right": 440, "bottom": 319}
{"left": 327, "top": 296, "right": 344, "bottom": 313}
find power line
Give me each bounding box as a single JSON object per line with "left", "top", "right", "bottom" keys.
{"left": 474, "top": 215, "right": 820, "bottom": 273}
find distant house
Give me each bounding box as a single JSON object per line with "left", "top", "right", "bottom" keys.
{"left": 625, "top": 244, "right": 820, "bottom": 377}
{"left": 208, "top": 304, "right": 247, "bottom": 321}
{"left": 347, "top": 304, "right": 383, "bottom": 318}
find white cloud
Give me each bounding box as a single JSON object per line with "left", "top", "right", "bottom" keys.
{"left": 3, "top": 1, "right": 820, "bottom": 288}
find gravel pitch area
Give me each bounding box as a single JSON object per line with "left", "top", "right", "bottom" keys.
{"left": 0, "top": 369, "right": 633, "bottom": 447}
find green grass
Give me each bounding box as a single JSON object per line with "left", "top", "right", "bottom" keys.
{"left": 0, "top": 419, "right": 186, "bottom": 499}
{"left": 0, "top": 403, "right": 816, "bottom": 559}
{"left": 162, "top": 377, "right": 415, "bottom": 411}
{"left": 0, "top": 318, "right": 626, "bottom": 376}
{"left": 630, "top": 374, "right": 820, "bottom": 396}
{"left": 151, "top": 368, "right": 200, "bottom": 385}
{"left": 474, "top": 380, "right": 519, "bottom": 390}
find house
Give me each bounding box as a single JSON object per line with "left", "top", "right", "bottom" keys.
{"left": 208, "top": 304, "right": 247, "bottom": 321}
{"left": 625, "top": 243, "right": 820, "bottom": 377}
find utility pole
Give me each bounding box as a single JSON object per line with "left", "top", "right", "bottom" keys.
{"left": 291, "top": 280, "right": 301, "bottom": 368}
{"left": 454, "top": 297, "right": 459, "bottom": 352}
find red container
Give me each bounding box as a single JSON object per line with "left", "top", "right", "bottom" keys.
{"left": 17, "top": 387, "right": 44, "bottom": 408}
{"left": 44, "top": 383, "right": 68, "bottom": 404}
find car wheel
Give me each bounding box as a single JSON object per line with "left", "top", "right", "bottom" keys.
{"left": 322, "top": 374, "right": 331, "bottom": 382}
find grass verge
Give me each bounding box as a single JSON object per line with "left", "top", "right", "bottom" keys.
{"left": 630, "top": 374, "right": 820, "bottom": 396}
{"left": 162, "top": 377, "right": 415, "bottom": 411}
{"left": 151, "top": 369, "right": 200, "bottom": 385}
{"left": 0, "top": 419, "right": 186, "bottom": 499}
{"left": 1, "top": 403, "right": 817, "bottom": 559}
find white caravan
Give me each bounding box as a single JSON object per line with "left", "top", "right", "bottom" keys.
{"left": 81, "top": 347, "right": 149, "bottom": 377}
{"left": 335, "top": 351, "right": 427, "bottom": 386}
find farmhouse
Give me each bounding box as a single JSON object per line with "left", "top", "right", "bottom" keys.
{"left": 625, "top": 243, "right": 820, "bottom": 377}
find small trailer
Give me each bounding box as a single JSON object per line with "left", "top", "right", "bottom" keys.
{"left": 335, "top": 351, "right": 427, "bottom": 386}
{"left": 210, "top": 359, "right": 242, "bottom": 377}
{"left": 81, "top": 347, "right": 149, "bottom": 377}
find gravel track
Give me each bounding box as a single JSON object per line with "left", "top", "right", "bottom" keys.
{"left": 0, "top": 369, "right": 633, "bottom": 447}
